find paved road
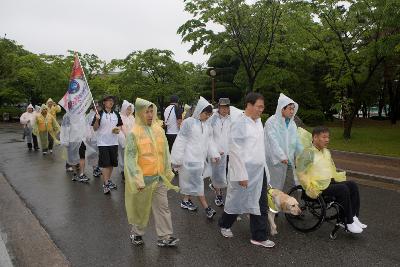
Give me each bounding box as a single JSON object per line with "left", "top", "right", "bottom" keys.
{"left": 0, "top": 123, "right": 399, "bottom": 266}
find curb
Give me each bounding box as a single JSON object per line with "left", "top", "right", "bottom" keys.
{"left": 331, "top": 149, "right": 400, "bottom": 162}
{"left": 0, "top": 232, "right": 12, "bottom": 267}
{"left": 338, "top": 169, "right": 400, "bottom": 186}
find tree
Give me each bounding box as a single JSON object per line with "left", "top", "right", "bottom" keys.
{"left": 296, "top": 0, "right": 400, "bottom": 138}
{"left": 178, "top": 0, "right": 285, "bottom": 92}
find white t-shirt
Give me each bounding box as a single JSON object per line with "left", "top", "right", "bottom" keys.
{"left": 164, "top": 104, "right": 182, "bottom": 135}
{"left": 92, "top": 110, "right": 123, "bottom": 146}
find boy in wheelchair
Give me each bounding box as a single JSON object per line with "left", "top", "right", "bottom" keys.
{"left": 296, "top": 126, "right": 367, "bottom": 234}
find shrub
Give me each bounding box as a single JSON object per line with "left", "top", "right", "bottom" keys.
{"left": 260, "top": 113, "right": 270, "bottom": 124}
{"left": 298, "top": 109, "right": 325, "bottom": 126}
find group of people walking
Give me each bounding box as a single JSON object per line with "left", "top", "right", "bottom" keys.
{"left": 19, "top": 91, "right": 367, "bottom": 248}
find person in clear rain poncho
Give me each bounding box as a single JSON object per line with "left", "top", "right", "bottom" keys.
{"left": 118, "top": 100, "right": 135, "bottom": 181}
{"left": 20, "top": 104, "right": 39, "bottom": 151}
{"left": 208, "top": 98, "right": 231, "bottom": 207}
{"left": 218, "top": 92, "right": 275, "bottom": 248}
{"left": 33, "top": 104, "right": 60, "bottom": 155}
{"left": 296, "top": 126, "right": 367, "bottom": 234}
{"left": 171, "top": 96, "right": 221, "bottom": 219}
{"left": 85, "top": 102, "right": 102, "bottom": 177}
{"left": 60, "top": 111, "right": 90, "bottom": 183}
{"left": 264, "top": 93, "right": 303, "bottom": 190}
{"left": 124, "top": 98, "right": 179, "bottom": 247}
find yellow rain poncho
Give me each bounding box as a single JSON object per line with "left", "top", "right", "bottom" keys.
{"left": 124, "top": 98, "right": 179, "bottom": 227}
{"left": 296, "top": 128, "right": 346, "bottom": 199}
{"left": 33, "top": 104, "right": 60, "bottom": 149}
{"left": 46, "top": 98, "right": 62, "bottom": 118}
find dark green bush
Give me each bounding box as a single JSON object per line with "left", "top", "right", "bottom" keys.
{"left": 260, "top": 113, "right": 270, "bottom": 124}
{"left": 298, "top": 109, "right": 325, "bottom": 126}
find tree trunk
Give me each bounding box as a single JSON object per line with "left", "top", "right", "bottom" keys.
{"left": 343, "top": 105, "right": 358, "bottom": 139}
{"left": 246, "top": 77, "right": 255, "bottom": 94}
{"left": 388, "top": 80, "right": 399, "bottom": 124}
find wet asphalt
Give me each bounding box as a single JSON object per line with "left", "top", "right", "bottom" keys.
{"left": 0, "top": 123, "right": 399, "bottom": 267}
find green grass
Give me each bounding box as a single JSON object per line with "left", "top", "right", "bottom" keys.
{"left": 306, "top": 118, "right": 400, "bottom": 158}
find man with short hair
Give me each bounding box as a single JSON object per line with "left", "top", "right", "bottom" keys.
{"left": 296, "top": 126, "right": 367, "bottom": 234}
{"left": 218, "top": 92, "right": 275, "bottom": 248}
{"left": 92, "top": 95, "right": 123, "bottom": 194}
{"left": 164, "top": 95, "right": 183, "bottom": 152}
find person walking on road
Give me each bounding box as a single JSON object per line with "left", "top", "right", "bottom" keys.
{"left": 92, "top": 95, "right": 123, "bottom": 194}
{"left": 124, "top": 98, "right": 179, "bottom": 247}
{"left": 218, "top": 92, "right": 275, "bottom": 248}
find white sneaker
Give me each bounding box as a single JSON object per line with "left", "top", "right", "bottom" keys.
{"left": 220, "top": 228, "right": 233, "bottom": 238}
{"left": 347, "top": 222, "right": 363, "bottom": 234}
{"left": 250, "top": 239, "right": 275, "bottom": 248}
{"left": 49, "top": 149, "right": 53, "bottom": 154}
{"left": 353, "top": 216, "right": 367, "bottom": 229}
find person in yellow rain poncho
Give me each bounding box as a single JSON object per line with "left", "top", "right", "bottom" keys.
{"left": 46, "top": 98, "right": 62, "bottom": 151}
{"left": 46, "top": 98, "right": 62, "bottom": 118}
{"left": 124, "top": 98, "right": 180, "bottom": 247}
{"left": 33, "top": 104, "right": 60, "bottom": 155}
{"left": 296, "top": 126, "right": 367, "bottom": 234}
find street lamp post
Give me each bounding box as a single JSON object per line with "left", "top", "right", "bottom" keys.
{"left": 210, "top": 69, "right": 216, "bottom": 104}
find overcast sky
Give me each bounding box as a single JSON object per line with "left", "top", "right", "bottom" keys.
{"left": 0, "top": 0, "right": 209, "bottom": 64}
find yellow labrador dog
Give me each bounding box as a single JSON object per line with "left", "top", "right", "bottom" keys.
{"left": 267, "top": 188, "right": 302, "bottom": 236}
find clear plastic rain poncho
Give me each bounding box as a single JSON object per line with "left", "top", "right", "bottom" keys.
{"left": 20, "top": 104, "right": 36, "bottom": 129}
{"left": 208, "top": 108, "right": 233, "bottom": 188}
{"left": 118, "top": 100, "right": 135, "bottom": 172}
{"left": 264, "top": 93, "right": 303, "bottom": 190}
{"left": 124, "top": 98, "right": 179, "bottom": 227}
{"left": 224, "top": 112, "right": 268, "bottom": 215}
{"left": 46, "top": 98, "right": 62, "bottom": 118}
{"left": 20, "top": 104, "right": 36, "bottom": 145}
{"left": 60, "top": 112, "right": 89, "bottom": 165}
{"left": 32, "top": 104, "right": 60, "bottom": 149}
{"left": 85, "top": 109, "right": 99, "bottom": 167}
{"left": 171, "top": 96, "right": 220, "bottom": 196}
{"left": 296, "top": 127, "right": 346, "bottom": 199}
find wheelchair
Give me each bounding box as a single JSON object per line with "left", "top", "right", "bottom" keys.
{"left": 285, "top": 185, "right": 348, "bottom": 239}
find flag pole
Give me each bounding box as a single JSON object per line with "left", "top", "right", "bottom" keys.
{"left": 76, "top": 52, "right": 99, "bottom": 114}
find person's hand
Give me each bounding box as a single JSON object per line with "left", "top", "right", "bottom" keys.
{"left": 281, "top": 159, "right": 289, "bottom": 165}
{"left": 219, "top": 151, "right": 224, "bottom": 155}
{"left": 137, "top": 185, "right": 145, "bottom": 192}
{"left": 112, "top": 128, "right": 120, "bottom": 134}
{"left": 239, "top": 180, "right": 248, "bottom": 188}
{"left": 172, "top": 164, "right": 181, "bottom": 170}
{"left": 212, "top": 157, "right": 220, "bottom": 163}
{"left": 95, "top": 114, "right": 100, "bottom": 120}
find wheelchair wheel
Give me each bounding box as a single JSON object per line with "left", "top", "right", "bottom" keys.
{"left": 285, "top": 185, "right": 326, "bottom": 233}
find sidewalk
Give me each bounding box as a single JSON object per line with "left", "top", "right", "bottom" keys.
{"left": 331, "top": 150, "right": 400, "bottom": 185}
{"left": 0, "top": 174, "right": 70, "bottom": 267}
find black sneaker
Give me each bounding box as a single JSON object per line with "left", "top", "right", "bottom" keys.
{"left": 130, "top": 235, "right": 144, "bottom": 246}
{"left": 107, "top": 180, "right": 117, "bottom": 190}
{"left": 78, "top": 174, "right": 90, "bottom": 183}
{"left": 180, "top": 200, "right": 198, "bottom": 211}
{"left": 103, "top": 183, "right": 111, "bottom": 194}
{"left": 205, "top": 207, "right": 216, "bottom": 219}
{"left": 93, "top": 167, "right": 101, "bottom": 178}
{"left": 215, "top": 195, "right": 224, "bottom": 207}
{"left": 72, "top": 174, "right": 78, "bottom": 181}
{"left": 157, "top": 237, "right": 179, "bottom": 247}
